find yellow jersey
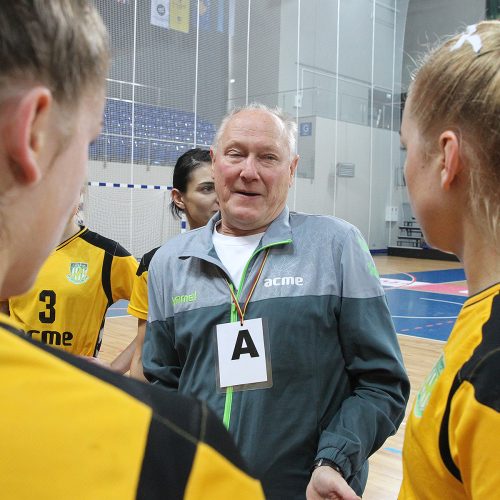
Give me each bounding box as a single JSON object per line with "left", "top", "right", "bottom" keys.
{"left": 127, "top": 246, "right": 159, "bottom": 321}
{"left": 400, "top": 283, "right": 500, "bottom": 499}
{"left": 0, "top": 314, "right": 264, "bottom": 499}
{"left": 8, "top": 227, "right": 138, "bottom": 356}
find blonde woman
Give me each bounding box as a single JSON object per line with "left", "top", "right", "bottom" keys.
{"left": 399, "top": 20, "right": 500, "bottom": 499}
{"left": 0, "top": 2, "right": 262, "bottom": 498}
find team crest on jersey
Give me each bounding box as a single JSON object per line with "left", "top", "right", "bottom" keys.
{"left": 414, "top": 353, "right": 445, "bottom": 418}
{"left": 67, "top": 262, "right": 89, "bottom": 284}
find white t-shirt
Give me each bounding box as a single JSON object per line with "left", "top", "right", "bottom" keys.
{"left": 212, "top": 226, "right": 264, "bottom": 289}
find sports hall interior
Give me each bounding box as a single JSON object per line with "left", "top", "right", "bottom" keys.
{"left": 89, "top": 1, "right": 496, "bottom": 498}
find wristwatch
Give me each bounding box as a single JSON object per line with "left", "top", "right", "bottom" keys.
{"left": 310, "top": 458, "right": 345, "bottom": 478}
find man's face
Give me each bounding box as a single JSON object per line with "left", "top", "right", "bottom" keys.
{"left": 211, "top": 109, "right": 298, "bottom": 236}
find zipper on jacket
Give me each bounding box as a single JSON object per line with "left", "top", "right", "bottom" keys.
{"left": 222, "top": 239, "right": 291, "bottom": 430}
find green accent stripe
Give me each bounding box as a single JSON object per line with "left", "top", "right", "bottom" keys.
{"left": 223, "top": 387, "right": 233, "bottom": 429}
{"left": 237, "top": 239, "right": 292, "bottom": 295}
{"left": 222, "top": 239, "right": 292, "bottom": 430}
{"left": 223, "top": 285, "right": 238, "bottom": 430}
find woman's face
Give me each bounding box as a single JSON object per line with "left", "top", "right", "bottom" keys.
{"left": 1, "top": 88, "right": 104, "bottom": 298}
{"left": 400, "top": 101, "right": 457, "bottom": 252}
{"left": 175, "top": 163, "right": 219, "bottom": 229}
{"left": 401, "top": 107, "right": 428, "bottom": 218}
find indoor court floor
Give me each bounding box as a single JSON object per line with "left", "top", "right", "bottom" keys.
{"left": 101, "top": 255, "right": 465, "bottom": 499}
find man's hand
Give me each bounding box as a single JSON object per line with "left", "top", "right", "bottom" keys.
{"left": 306, "top": 466, "right": 361, "bottom": 500}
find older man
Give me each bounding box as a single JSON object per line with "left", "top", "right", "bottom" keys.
{"left": 143, "top": 103, "right": 410, "bottom": 499}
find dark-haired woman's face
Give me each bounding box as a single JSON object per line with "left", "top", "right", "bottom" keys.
{"left": 180, "top": 163, "right": 219, "bottom": 229}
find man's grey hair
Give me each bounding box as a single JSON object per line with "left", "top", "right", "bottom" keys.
{"left": 212, "top": 103, "right": 298, "bottom": 160}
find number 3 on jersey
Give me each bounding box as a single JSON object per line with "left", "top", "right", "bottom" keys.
{"left": 39, "top": 290, "right": 56, "bottom": 323}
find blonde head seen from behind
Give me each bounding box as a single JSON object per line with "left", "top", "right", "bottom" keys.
{"left": 407, "top": 20, "right": 500, "bottom": 246}
{"left": 0, "top": 1, "right": 109, "bottom": 298}
{"left": 0, "top": 1, "right": 109, "bottom": 108}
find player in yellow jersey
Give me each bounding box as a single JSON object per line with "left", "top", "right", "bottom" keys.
{"left": 0, "top": 2, "right": 263, "bottom": 498}
{"left": 399, "top": 20, "right": 500, "bottom": 499}
{"left": 128, "top": 148, "right": 219, "bottom": 380}
{"left": 5, "top": 205, "right": 139, "bottom": 372}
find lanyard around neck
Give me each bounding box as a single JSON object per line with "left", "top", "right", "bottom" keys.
{"left": 225, "top": 248, "right": 270, "bottom": 325}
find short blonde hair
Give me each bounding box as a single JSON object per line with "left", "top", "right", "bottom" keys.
{"left": 407, "top": 20, "right": 500, "bottom": 245}
{"left": 0, "top": 1, "right": 109, "bottom": 106}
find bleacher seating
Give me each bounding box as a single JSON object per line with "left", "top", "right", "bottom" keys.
{"left": 396, "top": 218, "right": 424, "bottom": 248}
{"left": 89, "top": 98, "right": 216, "bottom": 165}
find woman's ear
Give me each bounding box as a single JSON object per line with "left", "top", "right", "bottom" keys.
{"left": 210, "top": 147, "right": 216, "bottom": 175}
{"left": 5, "top": 87, "right": 53, "bottom": 185}
{"left": 171, "top": 188, "right": 185, "bottom": 211}
{"left": 439, "top": 130, "right": 462, "bottom": 191}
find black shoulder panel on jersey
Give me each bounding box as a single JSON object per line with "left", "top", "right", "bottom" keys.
{"left": 467, "top": 351, "right": 500, "bottom": 412}
{"left": 137, "top": 401, "right": 255, "bottom": 498}
{"left": 439, "top": 373, "right": 462, "bottom": 482}
{"left": 102, "top": 251, "right": 113, "bottom": 307}
{"left": 202, "top": 401, "right": 249, "bottom": 471}
{"left": 460, "top": 293, "right": 500, "bottom": 412}
{"left": 137, "top": 412, "right": 196, "bottom": 499}
{"left": 0, "top": 320, "right": 23, "bottom": 336}
{"left": 80, "top": 229, "right": 131, "bottom": 257}
{"left": 137, "top": 247, "right": 160, "bottom": 277}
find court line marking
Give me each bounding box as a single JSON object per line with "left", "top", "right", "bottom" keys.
{"left": 420, "top": 298, "right": 464, "bottom": 306}
{"left": 396, "top": 333, "right": 445, "bottom": 342}
{"left": 380, "top": 273, "right": 416, "bottom": 288}
{"left": 383, "top": 447, "right": 402, "bottom": 456}
{"left": 392, "top": 315, "right": 457, "bottom": 319}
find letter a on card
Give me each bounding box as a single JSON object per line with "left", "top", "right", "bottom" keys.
{"left": 214, "top": 317, "right": 272, "bottom": 392}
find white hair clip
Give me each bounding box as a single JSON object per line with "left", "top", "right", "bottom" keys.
{"left": 450, "top": 24, "right": 482, "bottom": 53}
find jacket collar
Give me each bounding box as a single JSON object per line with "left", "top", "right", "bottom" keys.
{"left": 179, "top": 206, "right": 292, "bottom": 260}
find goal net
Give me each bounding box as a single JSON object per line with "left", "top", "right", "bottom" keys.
{"left": 82, "top": 180, "right": 184, "bottom": 259}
